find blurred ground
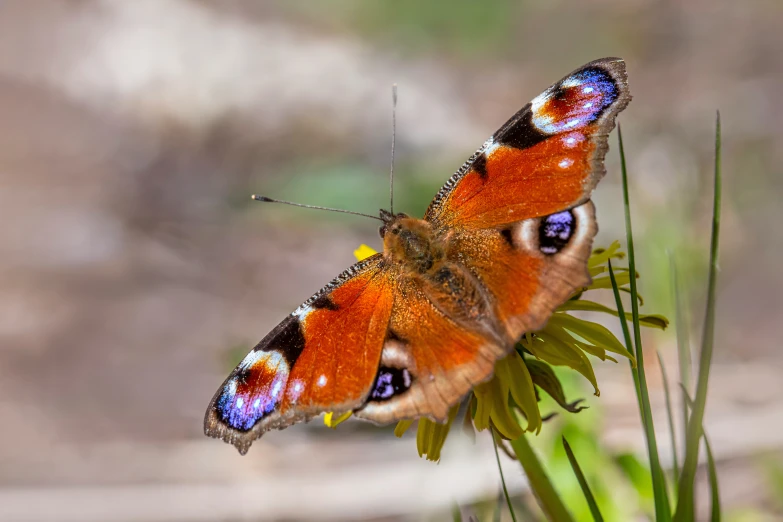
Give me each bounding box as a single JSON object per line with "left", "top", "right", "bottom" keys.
{"left": 0, "top": 1, "right": 782, "bottom": 520}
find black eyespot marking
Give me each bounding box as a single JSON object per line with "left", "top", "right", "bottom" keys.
{"left": 472, "top": 153, "right": 488, "bottom": 179}
{"left": 500, "top": 227, "right": 514, "bottom": 247}
{"left": 311, "top": 294, "right": 339, "bottom": 311}
{"left": 539, "top": 210, "right": 575, "bottom": 255}
{"left": 369, "top": 366, "right": 412, "bottom": 402}
{"left": 495, "top": 105, "right": 549, "bottom": 150}
{"left": 253, "top": 315, "right": 306, "bottom": 366}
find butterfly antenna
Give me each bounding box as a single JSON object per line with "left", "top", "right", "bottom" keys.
{"left": 251, "top": 195, "right": 383, "bottom": 221}
{"left": 389, "top": 84, "right": 398, "bottom": 215}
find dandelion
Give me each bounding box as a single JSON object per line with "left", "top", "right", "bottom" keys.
{"left": 325, "top": 241, "right": 668, "bottom": 461}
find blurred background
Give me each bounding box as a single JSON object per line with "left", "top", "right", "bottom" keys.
{"left": 0, "top": 1, "right": 781, "bottom": 520}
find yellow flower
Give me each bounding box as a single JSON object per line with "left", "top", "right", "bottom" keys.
{"left": 325, "top": 241, "right": 668, "bottom": 461}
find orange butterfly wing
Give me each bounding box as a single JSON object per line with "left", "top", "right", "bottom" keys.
{"left": 426, "top": 58, "right": 630, "bottom": 230}
{"left": 204, "top": 255, "right": 396, "bottom": 454}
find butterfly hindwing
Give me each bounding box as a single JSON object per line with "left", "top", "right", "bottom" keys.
{"left": 204, "top": 254, "right": 396, "bottom": 454}
{"left": 446, "top": 201, "right": 598, "bottom": 342}
{"left": 425, "top": 58, "right": 630, "bottom": 229}
{"left": 355, "top": 272, "right": 505, "bottom": 425}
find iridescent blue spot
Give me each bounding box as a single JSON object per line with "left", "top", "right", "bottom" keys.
{"left": 370, "top": 367, "right": 412, "bottom": 402}
{"left": 215, "top": 351, "right": 290, "bottom": 431}
{"left": 531, "top": 67, "right": 618, "bottom": 134}
{"left": 539, "top": 210, "right": 575, "bottom": 255}
{"left": 217, "top": 377, "right": 282, "bottom": 431}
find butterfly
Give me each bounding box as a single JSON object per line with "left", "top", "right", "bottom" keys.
{"left": 205, "top": 57, "right": 631, "bottom": 454}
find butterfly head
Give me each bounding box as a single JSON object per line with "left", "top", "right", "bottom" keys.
{"left": 378, "top": 209, "right": 408, "bottom": 238}
{"left": 379, "top": 211, "right": 441, "bottom": 273}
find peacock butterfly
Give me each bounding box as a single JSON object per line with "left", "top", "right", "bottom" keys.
{"left": 205, "top": 58, "right": 631, "bottom": 454}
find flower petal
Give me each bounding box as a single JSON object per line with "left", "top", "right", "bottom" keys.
{"left": 394, "top": 419, "right": 414, "bottom": 437}
{"left": 523, "top": 332, "right": 600, "bottom": 395}
{"left": 323, "top": 411, "right": 353, "bottom": 428}
{"left": 353, "top": 244, "right": 378, "bottom": 261}
{"left": 473, "top": 376, "right": 525, "bottom": 440}
{"left": 495, "top": 351, "right": 542, "bottom": 433}
{"left": 416, "top": 404, "right": 460, "bottom": 462}
{"left": 588, "top": 240, "right": 624, "bottom": 268}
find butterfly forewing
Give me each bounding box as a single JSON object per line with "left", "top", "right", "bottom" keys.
{"left": 425, "top": 58, "right": 630, "bottom": 229}
{"left": 204, "top": 254, "right": 396, "bottom": 454}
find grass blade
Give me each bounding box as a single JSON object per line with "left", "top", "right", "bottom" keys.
{"left": 681, "top": 388, "right": 722, "bottom": 522}
{"left": 510, "top": 433, "right": 576, "bottom": 522}
{"left": 669, "top": 252, "right": 693, "bottom": 431}
{"left": 562, "top": 437, "right": 604, "bottom": 522}
{"left": 657, "top": 350, "right": 680, "bottom": 483}
{"left": 616, "top": 125, "right": 672, "bottom": 520}
{"left": 492, "top": 429, "right": 518, "bottom": 522}
{"left": 669, "top": 249, "right": 693, "bottom": 495}
{"left": 674, "top": 112, "right": 722, "bottom": 521}
{"left": 704, "top": 431, "right": 721, "bottom": 522}
{"left": 608, "top": 261, "right": 642, "bottom": 407}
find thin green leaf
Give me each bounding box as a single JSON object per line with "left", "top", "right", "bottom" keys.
{"left": 674, "top": 112, "right": 722, "bottom": 522}
{"left": 562, "top": 437, "right": 604, "bottom": 522}
{"left": 548, "top": 313, "right": 637, "bottom": 363}
{"left": 657, "top": 350, "right": 680, "bottom": 484}
{"left": 525, "top": 358, "right": 587, "bottom": 413}
{"left": 557, "top": 300, "right": 669, "bottom": 330}
{"left": 669, "top": 250, "right": 693, "bottom": 440}
{"left": 510, "top": 433, "right": 576, "bottom": 522}
{"left": 493, "top": 430, "right": 519, "bottom": 522}
{"left": 705, "top": 432, "right": 721, "bottom": 522}
{"left": 617, "top": 124, "right": 672, "bottom": 520}
{"left": 681, "top": 388, "right": 722, "bottom": 522}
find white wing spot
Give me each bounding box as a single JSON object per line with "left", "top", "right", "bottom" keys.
{"left": 559, "top": 158, "right": 574, "bottom": 169}
{"left": 583, "top": 102, "right": 593, "bottom": 109}
{"left": 238, "top": 351, "right": 265, "bottom": 370}
{"left": 235, "top": 397, "right": 244, "bottom": 408}
{"left": 483, "top": 137, "right": 500, "bottom": 156}
{"left": 253, "top": 398, "right": 261, "bottom": 409}
{"left": 293, "top": 304, "right": 314, "bottom": 322}
{"left": 317, "top": 375, "right": 328, "bottom": 387}
{"left": 583, "top": 86, "right": 594, "bottom": 94}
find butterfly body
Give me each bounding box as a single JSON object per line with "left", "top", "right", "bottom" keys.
{"left": 205, "top": 58, "right": 631, "bottom": 454}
